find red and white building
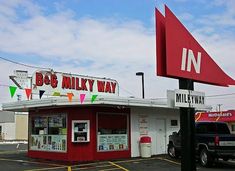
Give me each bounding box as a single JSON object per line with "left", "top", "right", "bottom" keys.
{"left": 2, "top": 70, "right": 181, "bottom": 162}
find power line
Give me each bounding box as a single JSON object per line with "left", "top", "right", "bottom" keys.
{"left": 119, "top": 86, "right": 135, "bottom": 96}
{"left": 206, "top": 92, "right": 235, "bottom": 98}
{"left": 0, "top": 84, "right": 9, "bottom": 87}
{"left": 0, "top": 56, "right": 51, "bottom": 70}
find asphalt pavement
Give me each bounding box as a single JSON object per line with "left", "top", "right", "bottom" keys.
{"left": 0, "top": 143, "right": 234, "bottom": 171}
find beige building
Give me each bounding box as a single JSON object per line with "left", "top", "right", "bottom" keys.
{"left": 0, "top": 111, "right": 28, "bottom": 141}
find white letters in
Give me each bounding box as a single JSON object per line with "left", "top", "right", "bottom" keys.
{"left": 181, "top": 48, "right": 201, "bottom": 74}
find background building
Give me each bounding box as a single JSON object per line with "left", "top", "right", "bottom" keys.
{"left": 0, "top": 111, "right": 28, "bottom": 141}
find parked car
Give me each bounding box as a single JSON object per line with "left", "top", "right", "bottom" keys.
{"left": 168, "top": 121, "right": 235, "bottom": 167}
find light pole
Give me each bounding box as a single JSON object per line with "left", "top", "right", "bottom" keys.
{"left": 136, "top": 72, "right": 145, "bottom": 99}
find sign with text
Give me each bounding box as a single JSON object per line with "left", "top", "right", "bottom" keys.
{"left": 174, "top": 89, "right": 205, "bottom": 108}
{"left": 32, "top": 70, "right": 119, "bottom": 96}
{"left": 156, "top": 6, "right": 235, "bottom": 86}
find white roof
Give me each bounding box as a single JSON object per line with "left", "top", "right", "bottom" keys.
{"left": 2, "top": 96, "right": 169, "bottom": 112}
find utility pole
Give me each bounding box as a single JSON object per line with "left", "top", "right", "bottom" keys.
{"left": 217, "top": 104, "right": 223, "bottom": 112}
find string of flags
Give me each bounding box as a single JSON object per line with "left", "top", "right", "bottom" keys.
{"left": 8, "top": 86, "right": 98, "bottom": 104}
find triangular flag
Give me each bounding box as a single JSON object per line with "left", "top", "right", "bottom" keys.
{"left": 80, "top": 94, "right": 86, "bottom": 104}
{"left": 53, "top": 92, "right": 60, "bottom": 96}
{"left": 25, "top": 88, "right": 32, "bottom": 100}
{"left": 39, "top": 90, "right": 45, "bottom": 99}
{"left": 9, "top": 86, "right": 17, "bottom": 98}
{"left": 67, "top": 93, "right": 74, "bottom": 102}
{"left": 91, "top": 95, "right": 98, "bottom": 103}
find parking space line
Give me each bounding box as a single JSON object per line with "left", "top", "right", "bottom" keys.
{"left": 108, "top": 161, "right": 129, "bottom": 171}
{"left": 99, "top": 168, "right": 120, "bottom": 171}
{"left": 68, "top": 161, "right": 109, "bottom": 168}
{"left": 0, "top": 157, "right": 68, "bottom": 171}
{"left": 0, "top": 150, "right": 27, "bottom": 154}
{"left": 114, "top": 156, "right": 158, "bottom": 164}
{"left": 71, "top": 164, "right": 112, "bottom": 171}
{"left": 24, "top": 166, "right": 68, "bottom": 171}
{"left": 0, "top": 158, "right": 65, "bottom": 167}
{"left": 112, "top": 156, "right": 181, "bottom": 166}
{"left": 156, "top": 157, "right": 181, "bottom": 165}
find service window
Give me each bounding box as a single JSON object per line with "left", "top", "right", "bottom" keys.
{"left": 29, "top": 114, "right": 67, "bottom": 152}
{"left": 72, "top": 120, "right": 90, "bottom": 142}
{"left": 97, "top": 113, "right": 128, "bottom": 152}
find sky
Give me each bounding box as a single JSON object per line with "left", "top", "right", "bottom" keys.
{"left": 0, "top": 0, "right": 235, "bottom": 111}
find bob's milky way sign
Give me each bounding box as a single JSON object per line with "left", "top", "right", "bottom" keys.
{"left": 32, "top": 70, "right": 119, "bottom": 96}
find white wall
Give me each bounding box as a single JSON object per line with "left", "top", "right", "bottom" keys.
{"left": 0, "top": 123, "right": 16, "bottom": 140}
{"left": 130, "top": 107, "right": 180, "bottom": 157}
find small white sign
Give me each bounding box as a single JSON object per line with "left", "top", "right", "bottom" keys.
{"left": 174, "top": 89, "right": 205, "bottom": 108}
{"left": 14, "top": 70, "right": 29, "bottom": 88}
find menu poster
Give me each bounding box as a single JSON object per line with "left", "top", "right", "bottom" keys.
{"left": 34, "top": 117, "right": 48, "bottom": 127}
{"left": 98, "top": 134, "right": 128, "bottom": 151}
{"left": 30, "top": 135, "right": 66, "bottom": 152}
{"left": 139, "top": 115, "right": 148, "bottom": 135}
{"left": 49, "top": 116, "right": 64, "bottom": 127}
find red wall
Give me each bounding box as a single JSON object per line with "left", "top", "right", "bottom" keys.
{"left": 67, "top": 107, "right": 96, "bottom": 161}
{"left": 28, "top": 106, "right": 131, "bottom": 162}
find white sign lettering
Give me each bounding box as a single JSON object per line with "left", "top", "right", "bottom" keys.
{"left": 175, "top": 89, "right": 205, "bottom": 108}
{"left": 181, "top": 48, "right": 201, "bottom": 74}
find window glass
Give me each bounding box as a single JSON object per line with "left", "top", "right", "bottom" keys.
{"left": 171, "top": 120, "right": 178, "bottom": 126}
{"left": 97, "top": 113, "right": 128, "bottom": 151}
{"left": 217, "top": 123, "right": 230, "bottom": 134}
{"left": 72, "top": 120, "right": 90, "bottom": 142}
{"left": 196, "top": 123, "right": 230, "bottom": 134}
{"left": 30, "top": 114, "right": 67, "bottom": 152}
{"left": 232, "top": 125, "right": 235, "bottom": 132}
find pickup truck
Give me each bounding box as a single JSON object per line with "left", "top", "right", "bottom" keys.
{"left": 168, "top": 121, "right": 235, "bottom": 167}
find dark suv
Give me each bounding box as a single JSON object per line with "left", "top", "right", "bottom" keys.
{"left": 168, "top": 122, "right": 235, "bottom": 167}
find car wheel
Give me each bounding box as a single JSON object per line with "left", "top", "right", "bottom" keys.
{"left": 168, "top": 144, "right": 178, "bottom": 158}
{"left": 199, "top": 148, "right": 213, "bottom": 167}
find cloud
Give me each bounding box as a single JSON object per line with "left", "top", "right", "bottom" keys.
{"left": 0, "top": 0, "right": 235, "bottom": 111}
{"left": 0, "top": 2, "right": 154, "bottom": 66}
{"left": 196, "top": 0, "right": 235, "bottom": 27}
{"left": 178, "top": 12, "right": 194, "bottom": 21}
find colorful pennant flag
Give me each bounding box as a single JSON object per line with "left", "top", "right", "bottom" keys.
{"left": 80, "top": 94, "right": 86, "bottom": 104}
{"left": 91, "top": 95, "right": 98, "bottom": 103}
{"left": 67, "top": 93, "right": 74, "bottom": 102}
{"left": 52, "top": 92, "right": 61, "bottom": 96}
{"left": 39, "top": 90, "right": 45, "bottom": 99}
{"left": 9, "top": 86, "right": 17, "bottom": 98}
{"left": 25, "top": 88, "right": 32, "bottom": 100}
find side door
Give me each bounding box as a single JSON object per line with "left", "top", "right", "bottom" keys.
{"left": 156, "top": 119, "right": 166, "bottom": 154}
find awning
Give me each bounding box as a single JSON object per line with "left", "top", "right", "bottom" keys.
{"left": 195, "top": 110, "right": 235, "bottom": 122}
{"left": 2, "top": 96, "right": 168, "bottom": 112}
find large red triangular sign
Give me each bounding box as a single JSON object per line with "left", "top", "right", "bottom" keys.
{"left": 156, "top": 5, "right": 235, "bottom": 86}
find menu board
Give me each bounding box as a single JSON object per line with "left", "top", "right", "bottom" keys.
{"left": 49, "top": 116, "right": 63, "bottom": 127}
{"left": 30, "top": 135, "right": 67, "bottom": 152}
{"left": 34, "top": 117, "right": 48, "bottom": 127}
{"left": 98, "top": 134, "right": 128, "bottom": 151}
{"left": 139, "top": 115, "right": 148, "bottom": 135}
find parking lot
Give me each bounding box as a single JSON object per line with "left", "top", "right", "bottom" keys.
{"left": 0, "top": 143, "right": 235, "bottom": 171}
